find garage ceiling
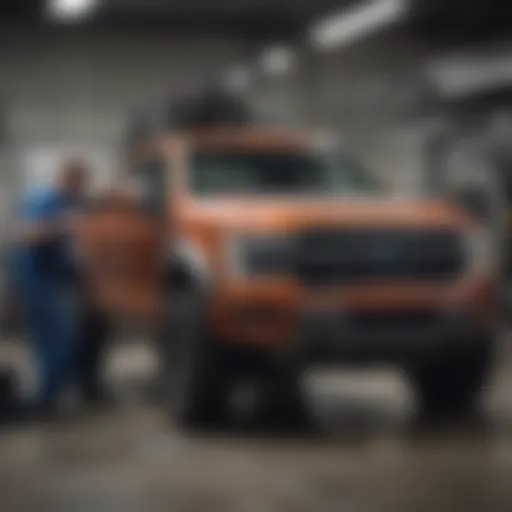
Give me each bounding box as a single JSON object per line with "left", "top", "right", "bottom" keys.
{"left": 0, "top": 0, "right": 357, "bottom": 38}
{"left": 4, "top": 0, "right": 510, "bottom": 42}
{"left": 410, "top": 0, "right": 512, "bottom": 45}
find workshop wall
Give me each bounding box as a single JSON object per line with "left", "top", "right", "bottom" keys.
{"left": 0, "top": 30, "right": 432, "bottom": 199}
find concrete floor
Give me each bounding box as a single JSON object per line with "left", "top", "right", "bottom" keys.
{"left": 1, "top": 339, "right": 512, "bottom": 512}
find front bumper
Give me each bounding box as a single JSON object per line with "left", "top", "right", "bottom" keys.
{"left": 210, "top": 277, "right": 497, "bottom": 362}
{"left": 293, "top": 307, "right": 478, "bottom": 364}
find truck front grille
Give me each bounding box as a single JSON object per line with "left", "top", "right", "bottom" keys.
{"left": 295, "top": 228, "right": 464, "bottom": 286}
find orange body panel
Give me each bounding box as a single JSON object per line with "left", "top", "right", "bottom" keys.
{"left": 75, "top": 130, "right": 495, "bottom": 348}
{"left": 208, "top": 276, "right": 496, "bottom": 347}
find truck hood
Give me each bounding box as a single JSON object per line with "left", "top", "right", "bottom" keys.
{"left": 182, "top": 197, "right": 473, "bottom": 233}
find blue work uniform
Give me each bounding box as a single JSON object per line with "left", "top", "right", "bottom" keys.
{"left": 13, "top": 188, "right": 79, "bottom": 408}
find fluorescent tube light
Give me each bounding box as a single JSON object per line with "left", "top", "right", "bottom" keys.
{"left": 47, "top": 0, "right": 99, "bottom": 22}
{"left": 310, "top": 0, "right": 408, "bottom": 50}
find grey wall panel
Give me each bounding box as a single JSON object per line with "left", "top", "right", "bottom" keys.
{"left": 1, "top": 32, "right": 254, "bottom": 146}
{"left": 0, "top": 30, "right": 433, "bottom": 197}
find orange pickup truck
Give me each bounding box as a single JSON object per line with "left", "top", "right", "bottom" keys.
{"left": 77, "top": 127, "right": 497, "bottom": 427}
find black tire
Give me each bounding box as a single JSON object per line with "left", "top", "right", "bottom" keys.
{"left": 76, "top": 304, "right": 110, "bottom": 403}
{"left": 257, "top": 358, "right": 312, "bottom": 429}
{"left": 160, "top": 291, "right": 233, "bottom": 428}
{"left": 71, "top": 277, "right": 111, "bottom": 404}
{"left": 410, "top": 337, "right": 493, "bottom": 419}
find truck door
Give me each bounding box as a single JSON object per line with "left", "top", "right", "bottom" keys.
{"left": 77, "top": 158, "right": 168, "bottom": 319}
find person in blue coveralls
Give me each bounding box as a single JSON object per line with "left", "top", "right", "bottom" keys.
{"left": 13, "top": 158, "right": 90, "bottom": 416}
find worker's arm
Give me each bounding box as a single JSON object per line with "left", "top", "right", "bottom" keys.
{"left": 16, "top": 218, "right": 65, "bottom": 246}
{"left": 15, "top": 191, "right": 73, "bottom": 246}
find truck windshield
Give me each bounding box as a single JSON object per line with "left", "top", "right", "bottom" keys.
{"left": 190, "top": 150, "right": 381, "bottom": 196}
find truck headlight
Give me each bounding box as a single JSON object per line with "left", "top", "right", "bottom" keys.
{"left": 465, "top": 226, "right": 495, "bottom": 275}
{"left": 226, "top": 234, "right": 293, "bottom": 278}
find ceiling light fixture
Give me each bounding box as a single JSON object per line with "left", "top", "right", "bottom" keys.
{"left": 223, "top": 65, "right": 252, "bottom": 94}
{"left": 426, "top": 51, "right": 512, "bottom": 100}
{"left": 46, "top": 0, "right": 99, "bottom": 22}
{"left": 310, "top": 0, "right": 408, "bottom": 50}
{"left": 259, "top": 45, "right": 296, "bottom": 77}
